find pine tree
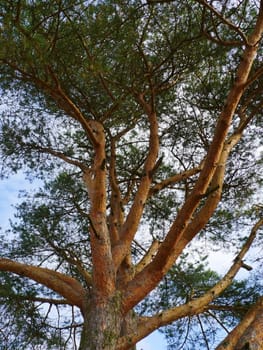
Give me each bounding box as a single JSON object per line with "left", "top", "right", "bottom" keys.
{"left": 0, "top": 1, "right": 262, "bottom": 349}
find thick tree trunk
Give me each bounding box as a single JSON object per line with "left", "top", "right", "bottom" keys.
{"left": 79, "top": 293, "right": 136, "bottom": 350}
{"left": 79, "top": 293, "right": 122, "bottom": 350}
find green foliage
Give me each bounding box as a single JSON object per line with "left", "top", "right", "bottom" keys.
{"left": 0, "top": 0, "right": 262, "bottom": 349}
{"left": 0, "top": 273, "right": 70, "bottom": 350}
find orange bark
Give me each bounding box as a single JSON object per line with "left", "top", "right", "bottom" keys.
{"left": 121, "top": 13, "right": 263, "bottom": 312}
{"left": 216, "top": 296, "right": 263, "bottom": 350}
{"left": 0, "top": 258, "right": 85, "bottom": 309}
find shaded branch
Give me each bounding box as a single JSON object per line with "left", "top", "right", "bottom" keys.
{"left": 198, "top": 0, "right": 248, "bottom": 45}
{"left": 28, "top": 143, "right": 87, "bottom": 171}
{"left": 135, "top": 239, "right": 161, "bottom": 274}
{"left": 45, "top": 239, "right": 92, "bottom": 286}
{"left": 0, "top": 292, "right": 72, "bottom": 306}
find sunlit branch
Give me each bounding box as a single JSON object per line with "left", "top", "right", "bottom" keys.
{"left": 121, "top": 14, "right": 263, "bottom": 313}
{"left": 82, "top": 120, "right": 116, "bottom": 297}
{"left": 135, "top": 239, "right": 161, "bottom": 274}
{"left": 118, "top": 218, "right": 262, "bottom": 348}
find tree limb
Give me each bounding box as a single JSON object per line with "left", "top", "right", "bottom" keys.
{"left": 117, "top": 218, "right": 262, "bottom": 349}
{"left": 120, "top": 11, "right": 263, "bottom": 312}
{"left": 0, "top": 258, "right": 85, "bottom": 309}
{"left": 149, "top": 163, "right": 203, "bottom": 197}
{"left": 112, "top": 94, "right": 160, "bottom": 269}
{"left": 216, "top": 296, "right": 263, "bottom": 350}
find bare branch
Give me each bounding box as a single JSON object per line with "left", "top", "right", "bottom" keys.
{"left": 135, "top": 239, "right": 161, "bottom": 274}
{"left": 149, "top": 163, "right": 203, "bottom": 197}
{"left": 112, "top": 95, "right": 160, "bottom": 269}
{"left": 0, "top": 258, "right": 85, "bottom": 309}
{"left": 198, "top": 0, "right": 249, "bottom": 45}
{"left": 1, "top": 293, "right": 72, "bottom": 306}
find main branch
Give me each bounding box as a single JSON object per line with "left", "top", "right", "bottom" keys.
{"left": 121, "top": 6, "right": 263, "bottom": 312}
{"left": 0, "top": 258, "right": 85, "bottom": 309}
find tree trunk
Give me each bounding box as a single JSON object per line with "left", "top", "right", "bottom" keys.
{"left": 79, "top": 292, "right": 136, "bottom": 350}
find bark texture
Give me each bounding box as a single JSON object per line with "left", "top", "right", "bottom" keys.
{"left": 79, "top": 293, "right": 137, "bottom": 350}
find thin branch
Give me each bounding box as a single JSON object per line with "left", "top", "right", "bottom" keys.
{"left": 32, "top": 144, "right": 87, "bottom": 171}
{"left": 149, "top": 163, "right": 203, "bottom": 197}
{"left": 0, "top": 293, "right": 71, "bottom": 305}
{"left": 197, "top": 314, "right": 210, "bottom": 350}
{"left": 135, "top": 239, "right": 161, "bottom": 274}
{"left": 198, "top": 0, "right": 249, "bottom": 45}
{"left": 46, "top": 239, "right": 92, "bottom": 286}
{"left": 206, "top": 311, "right": 230, "bottom": 335}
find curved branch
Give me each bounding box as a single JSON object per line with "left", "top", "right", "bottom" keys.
{"left": 29, "top": 143, "right": 87, "bottom": 171}
{"left": 117, "top": 218, "right": 263, "bottom": 349}
{"left": 0, "top": 258, "right": 85, "bottom": 310}
{"left": 198, "top": 0, "right": 249, "bottom": 45}
{"left": 112, "top": 95, "right": 160, "bottom": 268}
